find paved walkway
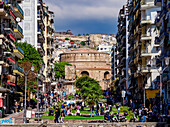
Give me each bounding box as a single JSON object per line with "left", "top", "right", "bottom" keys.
{"left": 5, "top": 109, "right": 37, "bottom": 123}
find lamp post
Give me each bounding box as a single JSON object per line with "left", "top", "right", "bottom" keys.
{"left": 152, "top": 57, "right": 169, "bottom": 118}
{"left": 33, "top": 73, "right": 40, "bottom": 123}
{"left": 23, "top": 65, "right": 34, "bottom": 123}
{"left": 137, "top": 65, "right": 151, "bottom": 108}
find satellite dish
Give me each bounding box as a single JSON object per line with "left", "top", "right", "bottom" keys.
{"left": 16, "top": 17, "right": 21, "bottom": 22}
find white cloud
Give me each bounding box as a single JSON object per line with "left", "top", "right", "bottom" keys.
{"left": 44, "top": 0, "right": 126, "bottom": 20}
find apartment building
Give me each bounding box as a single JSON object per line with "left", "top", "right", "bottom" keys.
{"left": 89, "top": 34, "right": 116, "bottom": 48}
{"left": 116, "top": 5, "right": 128, "bottom": 93}
{"left": 155, "top": 0, "right": 170, "bottom": 104}
{"left": 21, "top": 0, "right": 55, "bottom": 94}
{"left": 127, "top": 0, "right": 161, "bottom": 102}
{"left": 42, "top": 3, "right": 55, "bottom": 94}
{"left": 115, "top": 0, "right": 162, "bottom": 104}
{"left": 0, "top": 0, "right": 24, "bottom": 115}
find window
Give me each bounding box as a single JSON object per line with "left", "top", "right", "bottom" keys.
{"left": 104, "top": 48, "right": 107, "bottom": 50}
{"left": 24, "top": 23, "right": 30, "bottom": 30}
{"left": 25, "top": 9, "right": 30, "bottom": 16}
{"left": 100, "top": 48, "right": 103, "bottom": 50}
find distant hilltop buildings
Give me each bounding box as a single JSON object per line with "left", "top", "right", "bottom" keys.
{"left": 54, "top": 30, "right": 116, "bottom": 48}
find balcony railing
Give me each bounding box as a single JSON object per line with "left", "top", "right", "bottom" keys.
{"left": 155, "top": 37, "right": 160, "bottom": 44}
{"left": 154, "top": 0, "right": 161, "bottom": 6}
{"left": 17, "top": 46, "right": 24, "bottom": 55}
{"left": 14, "top": 24, "right": 23, "bottom": 34}
{"left": 168, "top": 1, "right": 170, "bottom": 10}
{"left": 14, "top": 3, "right": 23, "bottom": 16}
{"left": 12, "top": 64, "right": 24, "bottom": 73}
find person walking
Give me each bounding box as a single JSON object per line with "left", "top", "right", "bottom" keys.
{"left": 142, "top": 107, "right": 147, "bottom": 122}
{"left": 60, "top": 108, "right": 65, "bottom": 123}
{"left": 91, "top": 105, "right": 96, "bottom": 116}
{"left": 138, "top": 107, "right": 142, "bottom": 122}
{"left": 100, "top": 106, "right": 104, "bottom": 115}
{"left": 96, "top": 103, "right": 99, "bottom": 115}
{"left": 54, "top": 106, "right": 60, "bottom": 123}
{"left": 116, "top": 104, "right": 120, "bottom": 115}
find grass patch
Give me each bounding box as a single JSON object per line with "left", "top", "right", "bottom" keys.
{"left": 44, "top": 111, "right": 49, "bottom": 114}
{"left": 41, "top": 116, "right": 55, "bottom": 120}
{"left": 71, "top": 110, "right": 91, "bottom": 113}
{"left": 63, "top": 115, "right": 104, "bottom": 120}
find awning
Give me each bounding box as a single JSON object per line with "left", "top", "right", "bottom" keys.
{"left": 7, "top": 81, "right": 15, "bottom": 86}
{"left": 7, "top": 57, "right": 15, "bottom": 64}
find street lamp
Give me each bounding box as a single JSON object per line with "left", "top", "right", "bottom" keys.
{"left": 137, "top": 64, "right": 151, "bottom": 108}
{"left": 152, "top": 57, "right": 169, "bottom": 118}
{"left": 23, "top": 65, "right": 34, "bottom": 123}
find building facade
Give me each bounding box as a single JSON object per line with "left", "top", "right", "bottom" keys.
{"left": 116, "top": 5, "right": 128, "bottom": 94}
{"left": 60, "top": 49, "right": 112, "bottom": 93}
{"left": 115, "top": 0, "right": 162, "bottom": 105}
{"left": 155, "top": 0, "right": 170, "bottom": 104}
{"left": 0, "top": 0, "right": 24, "bottom": 116}
{"left": 21, "top": 0, "right": 55, "bottom": 94}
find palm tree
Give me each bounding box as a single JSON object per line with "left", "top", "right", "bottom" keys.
{"left": 76, "top": 76, "right": 102, "bottom": 117}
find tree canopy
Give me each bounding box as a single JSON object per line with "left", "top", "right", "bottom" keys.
{"left": 15, "top": 42, "right": 41, "bottom": 71}
{"left": 14, "top": 42, "right": 41, "bottom": 93}
{"left": 76, "top": 76, "right": 102, "bottom": 117}
{"left": 54, "top": 62, "right": 72, "bottom": 79}
{"left": 65, "top": 38, "right": 69, "bottom": 40}
{"left": 80, "top": 41, "right": 85, "bottom": 46}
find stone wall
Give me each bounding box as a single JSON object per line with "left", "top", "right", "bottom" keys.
{"left": 1, "top": 122, "right": 168, "bottom": 127}
{"left": 61, "top": 51, "right": 111, "bottom": 90}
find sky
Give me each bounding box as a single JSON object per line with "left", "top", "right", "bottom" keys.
{"left": 44, "top": 0, "right": 126, "bottom": 35}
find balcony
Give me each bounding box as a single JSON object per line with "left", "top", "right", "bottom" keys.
{"left": 37, "top": 11, "right": 45, "bottom": 29}
{"left": 159, "top": 32, "right": 168, "bottom": 40}
{"left": 37, "top": 42, "right": 45, "bottom": 56}
{"left": 141, "top": 0, "right": 155, "bottom": 10}
{"left": 167, "top": 23, "right": 170, "bottom": 33}
{"left": 141, "top": 50, "right": 152, "bottom": 57}
{"left": 154, "top": 37, "right": 160, "bottom": 46}
{"left": 141, "top": 66, "right": 157, "bottom": 73}
{"left": 159, "top": 9, "right": 167, "bottom": 19}
{"left": 141, "top": 34, "right": 152, "bottom": 41}
{"left": 13, "top": 46, "right": 24, "bottom": 59}
{"left": 141, "top": 18, "right": 152, "bottom": 25}
{"left": 0, "top": 2, "right": 8, "bottom": 18}
{"left": 13, "top": 3, "right": 24, "bottom": 20}
{"left": 37, "top": 27, "right": 45, "bottom": 43}
{"left": 13, "top": 64, "right": 24, "bottom": 76}
{"left": 4, "top": 27, "right": 14, "bottom": 36}
{"left": 168, "top": 1, "right": 170, "bottom": 11}
{"left": 154, "top": 0, "right": 161, "bottom": 6}
{"left": 14, "top": 24, "right": 23, "bottom": 39}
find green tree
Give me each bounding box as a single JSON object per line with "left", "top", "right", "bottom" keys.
{"left": 70, "top": 40, "right": 75, "bottom": 42}
{"left": 80, "top": 41, "right": 85, "bottom": 46}
{"left": 78, "top": 34, "right": 81, "bottom": 36}
{"left": 54, "top": 62, "right": 72, "bottom": 80}
{"left": 14, "top": 42, "right": 42, "bottom": 93}
{"left": 76, "top": 76, "right": 102, "bottom": 117}
{"left": 65, "top": 38, "right": 69, "bottom": 40}
{"left": 15, "top": 42, "right": 41, "bottom": 71}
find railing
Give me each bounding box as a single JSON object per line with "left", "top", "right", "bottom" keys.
{"left": 12, "top": 64, "right": 24, "bottom": 73}
{"left": 168, "top": 1, "right": 170, "bottom": 9}
{"left": 16, "top": 46, "right": 24, "bottom": 55}
{"left": 155, "top": 37, "right": 160, "bottom": 44}
{"left": 154, "top": 0, "right": 161, "bottom": 6}
{"left": 141, "top": 33, "right": 151, "bottom": 37}
{"left": 14, "top": 24, "right": 23, "bottom": 34}
{"left": 14, "top": 3, "right": 24, "bottom": 16}
{"left": 141, "top": 0, "right": 153, "bottom": 5}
